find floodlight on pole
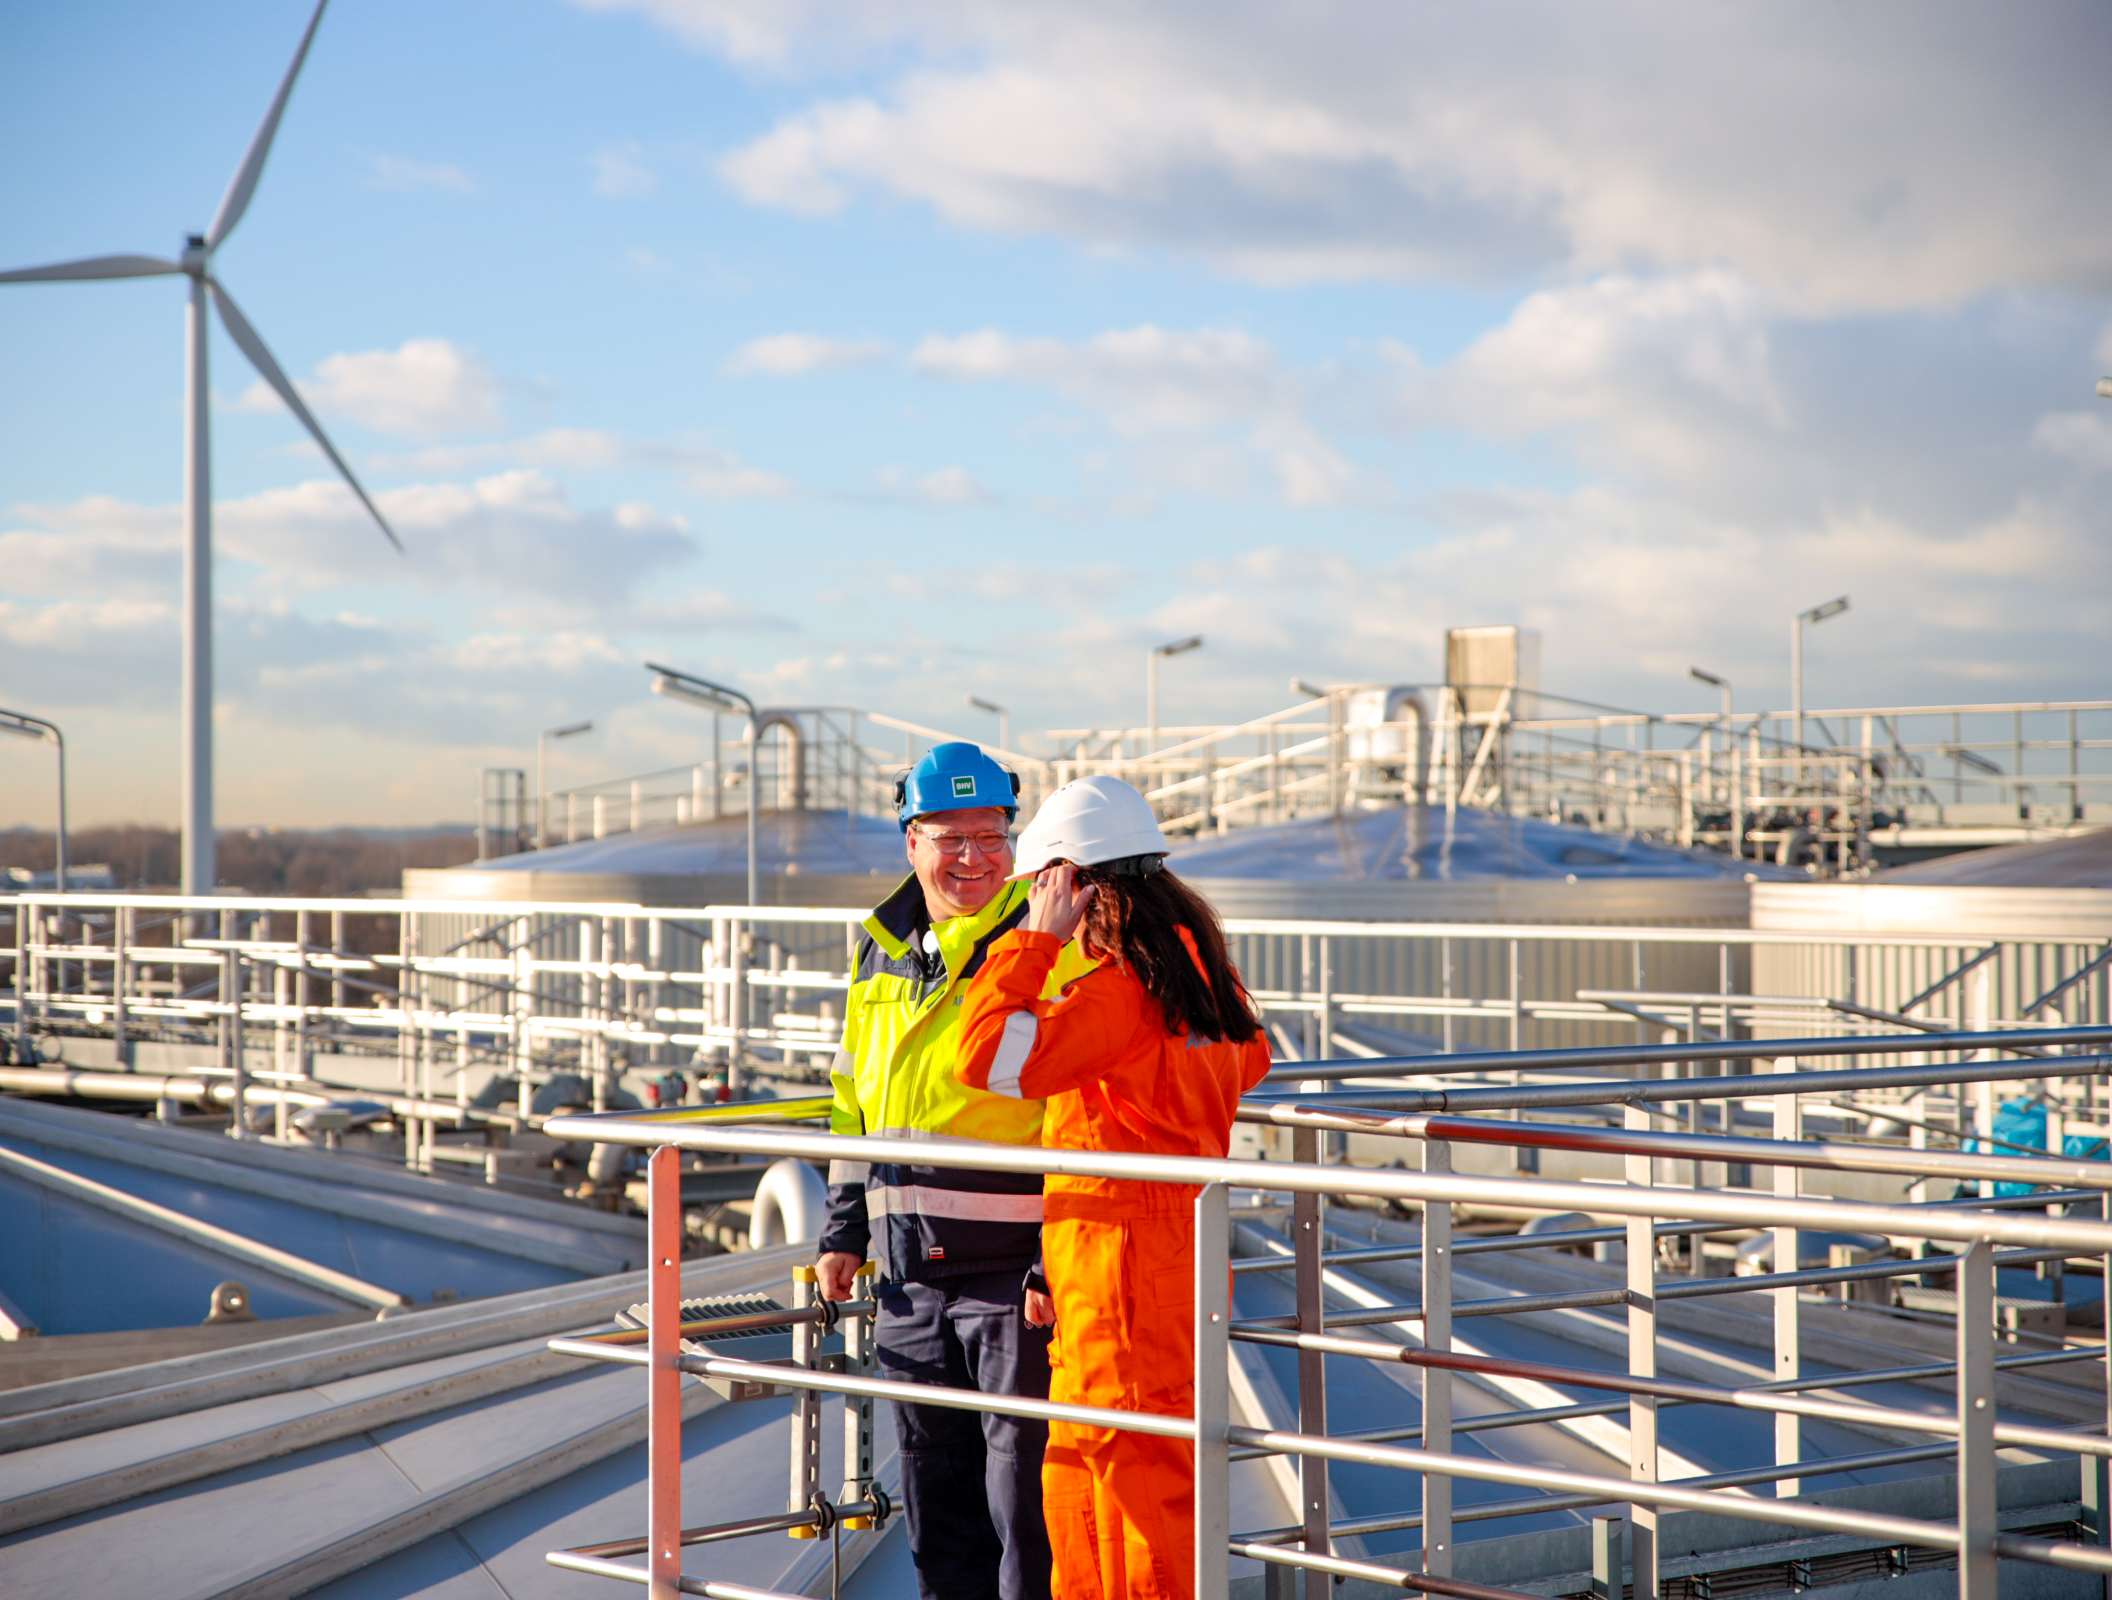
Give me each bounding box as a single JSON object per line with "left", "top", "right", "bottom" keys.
{"left": 0, "top": 709, "right": 66, "bottom": 893}
{"left": 1687, "top": 665, "right": 1732, "bottom": 725}
{"left": 647, "top": 662, "right": 759, "bottom": 907}
{"left": 536, "top": 721, "right": 594, "bottom": 849}
{"left": 1147, "top": 635, "right": 1204, "bottom": 756}
{"left": 1791, "top": 596, "right": 1849, "bottom": 748}
{"left": 0, "top": 0, "right": 401, "bottom": 896}
{"left": 965, "top": 695, "right": 1011, "bottom": 755}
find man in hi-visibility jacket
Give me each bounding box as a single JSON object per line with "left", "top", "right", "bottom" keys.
{"left": 816, "top": 742, "right": 1094, "bottom": 1600}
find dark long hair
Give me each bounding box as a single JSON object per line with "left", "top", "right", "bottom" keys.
{"left": 1076, "top": 862, "right": 1262, "bottom": 1045}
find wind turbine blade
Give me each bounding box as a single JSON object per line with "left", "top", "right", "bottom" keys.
{"left": 205, "top": 0, "right": 330, "bottom": 250}
{"left": 0, "top": 254, "right": 181, "bottom": 284}
{"left": 209, "top": 278, "right": 404, "bottom": 554}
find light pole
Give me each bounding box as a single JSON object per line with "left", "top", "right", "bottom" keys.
{"left": 0, "top": 709, "right": 66, "bottom": 892}
{"left": 1790, "top": 596, "right": 1849, "bottom": 748}
{"left": 536, "top": 721, "right": 593, "bottom": 849}
{"left": 965, "top": 695, "right": 1011, "bottom": 754}
{"left": 1147, "top": 635, "right": 1204, "bottom": 757}
{"left": 1688, "top": 665, "right": 1732, "bottom": 726}
{"left": 647, "top": 663, "right": 758, "bottom": 906}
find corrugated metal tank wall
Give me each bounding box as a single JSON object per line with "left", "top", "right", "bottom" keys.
{"left": 1751, "top": 884, "right": 2112, "bottom": 1031}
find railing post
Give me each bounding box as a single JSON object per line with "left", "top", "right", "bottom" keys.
{"left": 1291, "top": 1128, "right": 1329, "bottom": 1600}
{"left": 111, "top": 904, "right": 130, "bottom": 1067}
{"left": 789, "top": 1264, "right": 822, "bottom": 1536}
{"left": 293, "top": 907, "right": 310, "bottom": 1081}
{"left": 1590, "top": 1514, "right": 1626, "bottom": 1600}
{"left": 840, "top": 1261, "right": 879, "bottom": 1519}
{"left": 1421, "top": 1138, "right": 1454, "bottom": 1576}
{"left": 1194, "top": 1182, "right": 1230, "bottom": 1600}
{"left": 1956, "top": 1237, "right": 1997, "bottom": 1597}
{"left": 225, "top": 948, "right": 249, "bottom": 1141}
{"left": 11, "top": 899, "right": 29, "bottom": 1057}
{"left": 1623, "top": 1103, "right": 1659, "bottom": 1599}
{"left": 1773, "top": 1068, "right": 1801, "bottom": 1499}
{"left": 648, "top": 1145, "right": 683, "bottom": 1600}
{"left": 1317, "top": 935, "right": 1334, "bottom": 1061}
{"left": 2091, "top": 1191, "right": 2112, "bottom": 1598}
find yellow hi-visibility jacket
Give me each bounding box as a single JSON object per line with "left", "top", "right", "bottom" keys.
{"left": 819, "top": 872, "right": 1095, "bottom": 1282}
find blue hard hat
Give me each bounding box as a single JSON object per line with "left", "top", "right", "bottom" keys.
{"left": 894, "top": 742, "right": 1021, "bottom": 830}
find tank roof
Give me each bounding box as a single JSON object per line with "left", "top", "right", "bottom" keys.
{"left": 470, "top": 809, "right": 905, "bottom": 879}
{"left": 1871, "top": 825, "right": 2112, "bottom": 888}
{"left": 1167, "top": 804, "right": 1792, "bottom": 883}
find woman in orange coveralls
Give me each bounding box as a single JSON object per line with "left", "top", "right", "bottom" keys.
{"left": 957, "top": 776, "right": 1272, "bottom": 1600}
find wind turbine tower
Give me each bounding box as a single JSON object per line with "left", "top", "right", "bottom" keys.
{"left": 0, "top": 0, "right": 401, "bottom": 894}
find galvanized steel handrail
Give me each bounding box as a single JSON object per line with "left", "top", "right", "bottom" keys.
{"left": 1259, "top": 1023, "right": 2112, "bottom": 1084}
{"left": 541, "top": 1116, "right": 2112, "bottom": 1252}
{"left": 543, "top": 1103, "right": 2112, "bottom": 1598}
{"left": 1245, "top": 1050, "right": 2112, "bottom": 1115}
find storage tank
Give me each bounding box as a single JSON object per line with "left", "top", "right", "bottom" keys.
{"left": 402, "top": 809, "right": 905, "bottom": 908}
{"left": 1169, "top": 804, "right": 1777, "bottom": 925}
{"left": 1750, "top": 826, "right": 2112, "bottom": 1024}
{"left": 1169, "top": 805, "right": 1793, "bottom": 1054}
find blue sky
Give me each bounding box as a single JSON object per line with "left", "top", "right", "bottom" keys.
{"left": 3, "top": 0, "right": 2110, "bottom": 826}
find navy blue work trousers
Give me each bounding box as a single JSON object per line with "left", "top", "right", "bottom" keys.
{"left": 875, "top": 1270, "right": 1053, "bottom": 1600}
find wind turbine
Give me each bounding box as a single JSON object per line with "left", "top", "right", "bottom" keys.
{"left": 0, "top": 0, "right": 401, "bottom": 894}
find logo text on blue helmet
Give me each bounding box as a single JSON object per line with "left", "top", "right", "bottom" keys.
{"left": 951, "top": 775, "right": 977, "bottom": 798}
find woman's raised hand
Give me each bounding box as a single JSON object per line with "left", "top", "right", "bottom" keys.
{"left": 1023, "top": 860, "right": 1096, "bottom": 941}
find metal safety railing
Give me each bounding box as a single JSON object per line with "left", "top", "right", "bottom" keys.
{"left": 1052, "top": 691, "right": 2112, "bottom": 871}
{"left": 538, "top": 1027, "right": 2112, "bottom": 1600}
{"left": 8, "top": 892, "right": 2112, "bottom": 1236}
{"left": 11, "top": 891, "right": 2110, "bottom": 1080}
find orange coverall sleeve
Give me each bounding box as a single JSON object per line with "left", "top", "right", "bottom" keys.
{"left": 957, "top": 929, "right": 1131, "bottom": 1101}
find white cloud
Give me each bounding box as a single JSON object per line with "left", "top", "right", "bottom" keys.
{"left": 239, "top": 338, "right": 508, "bottom": 438}
{"left": 868, "top": 464, "right": 997, "bottom": 505}
{"left": 5, "top": 470, "right": 699, "bottom": 609}
{"left": 911, "top": 324, "right": 1361, "bottom": 505}
{"left": 2034, "top": 411, "right": 2112, "bottom": 472}
{"left": 724, "top": 333, "right": 892, "bottom": 376}
{"left": 369, "top": 427, "right": 795, "bottom": 498}
{"left": 592, "top": 143, "right": 660, "bottom": 197}
{"left": 638, "top": 588, "right": 799, "bottom": 629}
{"left": 366, "top": 154, "right": 475, "bottom": 194}
{"left": 599, "top": 1, "right": 2112, "bottom": 312}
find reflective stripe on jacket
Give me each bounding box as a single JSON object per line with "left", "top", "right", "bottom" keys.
{"left": 819, "top": 873, "right": 1096, "bottom": 1282}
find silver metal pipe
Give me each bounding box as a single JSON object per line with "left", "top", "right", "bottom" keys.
{"left": 546, "top": 1339, "right": 1198, "bottom": 1441}
{"left": 1231, "top": 1329, "right": 2112, "bottom": 1458}
{"left": 538, "top": 1119, "right": 2112, "bottom": 1252}
{"left": 1274, "top": 1110, "right": 2112, "bottom": 1194}
{"left": 1237, "top": 1441, "right": 1976, "bottom": 1544}
{"left": 1226, "top": 1542, "right": 1538, "bottom": 1599}
{"left": 566, "top": 1498, "right": 886, "bottom": 1559}
{"left": 1226, "top": 1424, "right": 1962, "bottom": 1551}
{"left": 1244, "top": 1051, "right": 2112, "bottom": 1116}
{"left": 1260, "top": 1024, "right": 2112, "bottom": 1085}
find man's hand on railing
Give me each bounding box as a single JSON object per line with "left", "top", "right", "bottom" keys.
{"left": 816, "top": 1250, "right": 865, "bottom": 1302}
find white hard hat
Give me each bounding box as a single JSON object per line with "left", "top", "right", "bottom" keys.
{"left": 1009, "top": 775, "right": 1170, "bottom": 880}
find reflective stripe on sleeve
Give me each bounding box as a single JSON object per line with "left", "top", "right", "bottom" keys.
{"left": 986, "top": 1012, "right": 1040, "bottom": 1098}
{"left": 828, "top": 1160, "right": 870, "bottom": 1185}
{"left": 866, "top": 1184, "right": 1045, "bottom": 1223}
